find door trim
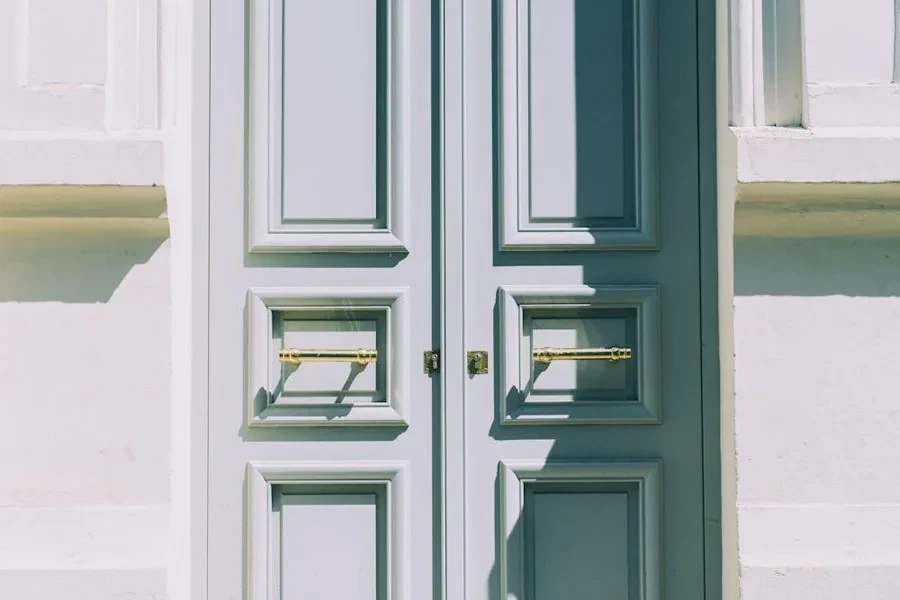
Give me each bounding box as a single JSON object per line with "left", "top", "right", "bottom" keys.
{"left": 698, "top": 0, "right": 725, "bottom": 599}
{"left": 168, "top": 1, "right": 211, "bottom": 600}
{"left": 171, "top": 0, "right": 726, "bottom": 598}
{"left": 437, "top": 1, "right": 466, "bottom": 598}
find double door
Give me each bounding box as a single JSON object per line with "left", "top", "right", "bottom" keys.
{"left": 208, "top": 1, "right": 709, "bottom": 598}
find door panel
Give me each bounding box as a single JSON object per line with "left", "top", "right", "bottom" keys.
{"left": 461, "top": 0, "right": 705, "bottom": 598}
{"left": 499, "top": 461, "right": 661, "bottom": 599}
{"left": 247, "top": 288, "right": 411, "bottom": 426}
{"left": 208, "top": 0, "right": 433, "bottom": 598}
{"left": 246, "top": 462, "right": 407, "bottom": 600}
{"left": 247, "top": 0, "right": 413, "bottom": 252}
{"left": 498, "top": 285, "right": 661, "bottom": 424}
{"left": 498, "top": 0, "right": 658, "bottom": 250}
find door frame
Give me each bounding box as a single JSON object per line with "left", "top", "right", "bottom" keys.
{"left": 698, "top": 0, "right": 725, "bottom": 598}
{"left": 168, "top": 0, "right": 729, "bottom": 598}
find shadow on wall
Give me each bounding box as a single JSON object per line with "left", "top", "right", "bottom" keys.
{"left": 735, "top": 237, "right": 900, "bottom": 297}
{"left": 0, "top": 227, "right": 169, "bottom": 303}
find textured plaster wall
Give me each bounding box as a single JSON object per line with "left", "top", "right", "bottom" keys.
{"left": 0, "top": 1, "right": 170, "bottom": 599}
{"left": 734, "top": 238, "right": 900, "bottom": 598}
{"left": 0, "top": 232, "right": 171, "bottom": 598}
{"left": 731, "top": 0, "right": 900, "bottom": 596}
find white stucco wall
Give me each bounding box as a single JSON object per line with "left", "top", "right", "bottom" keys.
{"left": 0, "top": 232, "right": 170, "bottom": 598}
{"left": 729, "top": 0, "right": 900, "bottom": 598}
{"left": 733, "top": 238, "right": 900, "bottom": 598}
{"left": 0, "top": 2, "right": 170, "bottom": 598}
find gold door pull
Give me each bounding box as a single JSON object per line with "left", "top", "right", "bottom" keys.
{"left": 533, "top": 347, "right": 632, "bottom": 364}
{"left": 278, "top": 348, "right": 377, "bottom": 365}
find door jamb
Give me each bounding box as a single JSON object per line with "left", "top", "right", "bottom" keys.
{"left": 712, "top": 0, "right": 741, "bottom": 598}
{"left": 699, "top": 0, "right": 729, "bottom": 599}
{"left": 169, "top": 0, "right": 210, "bottom": 599}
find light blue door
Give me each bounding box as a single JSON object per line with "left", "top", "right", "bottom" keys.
{"left": 206, "top": 0, "right": 714, "bottom": 598}
{"left": 447, "top": 1, "right": 713, "bottom": 598}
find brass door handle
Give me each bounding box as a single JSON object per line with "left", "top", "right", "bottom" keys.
{"left": 533, "top": 347, "right": 632, "bottom": 364}
{"left": 278, "top": 348, "right": 377, "bottom": 365}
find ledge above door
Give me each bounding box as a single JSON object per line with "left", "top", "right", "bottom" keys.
{"left": 0, "top": 184, "right": 168, "bottom": 236}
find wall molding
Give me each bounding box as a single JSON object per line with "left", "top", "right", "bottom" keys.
{"left": 106, "top": 0, "right": 161, "bottom": 130}
{"left": 730, "top": 0, "right": 803, "bottom": 127}
{"left": 733, "top": 126, "right": 900, "bottom": 234}
{"left": 807, "top": 83, "right": 900, "bottom": 127}
{"left": 0, "top": 184, "right": 168, "bottom": 233}
{"left": 735, "top": 126, "right": 900, "bottom": 184}
{"left": 0, "top": 132, "right": 164, "bottom": 186}
{"left": 735, "top": 181, "right": 900, "bottom": 237}
{"left": 2, "top": 0, "right": 163, "bottom": 186}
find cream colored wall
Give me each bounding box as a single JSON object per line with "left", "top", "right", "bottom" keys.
{"left": 0, "top": 1, "right": 170, "bottom": 598}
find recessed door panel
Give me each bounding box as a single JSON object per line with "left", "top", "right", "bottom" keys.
{"left": 530, "top": 492, "right": 630, "bottom": 597}
{"left": 280, "top": 1, "right": 383, "bottom": 226}
{"left": 248, "top": 0, "right": 412, "bottom": 252}
{"left": 460, "top": 0, "right": 708, "bottom": 598}
{"left": 499, "top": 460, "right": 661, "bottom": 600}
{"left": 498, "top": 0, "right": 658, "bottom": 250}
{"left": 276, "top": 316, "right": 383, "bottom": 402}
{"left": 528, "top": 0, "right": 632, "bottom": 222}
{"left": 247, "top": 463, "right": 406, "bottom": 600}
{"left": 209, "top": 0, "right": 433, "bottom": 595}
{"left": 279, "top": 493, "right": 381, "bottom": 599}
{"left": 247, "top": 288, "right": 409, "bottom": 427}
{"left": 526, "top": 315, "right": 634, "bottom": 397}
{"left": 499, "top": 285, "right": 661, "bottom": 424}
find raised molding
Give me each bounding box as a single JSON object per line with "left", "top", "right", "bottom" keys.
{"left": 0, "top": 132, "right": 164, "bottom": 186}
{"left": 9, "top": 0, "right": 162, "bottom": 131}
{"left": 735, "top": 181, "right": 900, "bottom": 237}
{"left": 733, "top": 126, "right": 900, "bottom": 236}
{"left": 730, "top": 0, "right": 803, "bottom": 127}
{"left": 0, "top": 185, "right": 165, "bottom": 216}
{"left": 735, "top": 127, "right": 900, "bottom": 184}
{"left": 497, "top": 0, "right": 658, "bottom": 250}
{"left": 246, "top": 461, "right": 409, "bottom": 600}
{"left": 246, "top": 287, "right": 410, "bottom": 427}
{"left": 498, "top": 285, "right": 661, "bottom": 425}
{"left": 6, "top": 0, "right": 106, "bottom": 130}
{"left": 247, "top": 0, "right": 411, "bottom": 253}
{"left": 0, "top": 0, "right": 162, "bottom": 187}
{"left": 106, "top": 0, "right": 160, "bottom": 130}
{"left": 0, "top": 184, "right": 168, "bottom": 234}
{"left": 499, "top": 459, "right": 662, "bottom": 600}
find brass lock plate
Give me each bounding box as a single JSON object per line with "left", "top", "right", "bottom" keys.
{"left": 424, "top": 350, "right": 440, "bottom": 375}
{"left": 467, "top": 350, "right": 488, "bottom": 375}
